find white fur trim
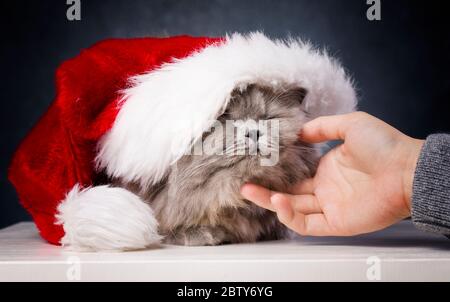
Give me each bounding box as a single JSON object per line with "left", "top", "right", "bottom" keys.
{"left": 97, "top": 32, "right": 357, "bottom": 187}
{"left": 56, "top": 184, "right": 162, "bottom": 251}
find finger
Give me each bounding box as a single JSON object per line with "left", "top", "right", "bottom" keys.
{"left": 271, "top": 196, "right": 333, "bottom": 236}
{"left": 291, "top": 178, "right": 315, "bottom": 195}
{"left": 301, "top": 214, "right": 334, "bottom": 236}
{"left": 271, "top": 193, "right": 322, "bottom": 214}
{"left": 291, "top": 194, "right": 322, "bottom": 214}
{"left": 299, "top": 113, "right": 359, "bottom": 143}
{"left": 240, "top": 183, "right": 276, "bottom": 212}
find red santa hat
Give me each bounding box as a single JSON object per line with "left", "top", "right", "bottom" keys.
{"left": 8, "top": 32, "right": 356, "bottom": 248}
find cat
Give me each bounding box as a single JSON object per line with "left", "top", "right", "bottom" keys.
{"left": 110, "top": 84, "right": 319, "bottom": 246}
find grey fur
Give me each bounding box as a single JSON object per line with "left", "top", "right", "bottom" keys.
{"left": 116, "top": 84, "right": 318, "bottom": 246}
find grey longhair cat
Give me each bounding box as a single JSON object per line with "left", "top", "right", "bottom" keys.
{"left": 111, "top": 84, "right": 319, "bottom": 246}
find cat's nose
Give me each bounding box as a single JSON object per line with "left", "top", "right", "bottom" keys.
{"left": 246, "top": 129, "right": 261, "bottom": 141}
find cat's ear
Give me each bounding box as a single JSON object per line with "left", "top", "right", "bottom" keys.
{"left": 291, "top": 87, "right": 308, "bottom": 105}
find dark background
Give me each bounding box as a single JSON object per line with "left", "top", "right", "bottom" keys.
{"left": 1, "top": 0, "right": 449, "bottom": 228}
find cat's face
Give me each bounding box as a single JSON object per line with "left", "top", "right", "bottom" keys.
{"left": 179, "top": 84, "right": 316, "bottom": 191}
{"left": 197, "top": 84, "right": 309, "bottom": 166}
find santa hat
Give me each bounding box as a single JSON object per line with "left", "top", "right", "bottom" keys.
{"left": 8, "top": 32, "right": 356, "bottom": 248}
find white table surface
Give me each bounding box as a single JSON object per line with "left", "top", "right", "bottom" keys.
{"left": 0, "top": 221, "right": 449, "bottom": 282}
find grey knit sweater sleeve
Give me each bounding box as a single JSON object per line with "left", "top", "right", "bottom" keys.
{"left": 412, "top": 134, "right": 450, "bottom": 236}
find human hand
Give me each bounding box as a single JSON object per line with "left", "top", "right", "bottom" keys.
{"left": 241, "top": 112, "right": 425, "bottom": 236}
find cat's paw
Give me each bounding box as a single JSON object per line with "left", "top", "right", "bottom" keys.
{"left": 163, "top": 227, "right": 229, "bottom": 246}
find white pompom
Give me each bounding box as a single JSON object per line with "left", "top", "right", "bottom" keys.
{"left": 56, "top": 184, "right": 161, "bottom": 251}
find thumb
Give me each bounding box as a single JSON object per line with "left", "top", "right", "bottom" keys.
{"left": 300, "top": 112, "right": 359, "bottom": 143}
